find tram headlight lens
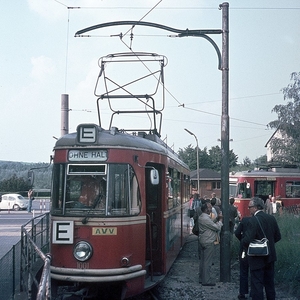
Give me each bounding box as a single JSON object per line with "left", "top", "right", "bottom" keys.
{"left": 73, "top": 241, "right": 93, "bottom": 262}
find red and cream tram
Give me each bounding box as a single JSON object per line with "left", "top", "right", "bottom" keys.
{"left": 50, "top": 52, "right": 190, "bottom": 299}
{"left": 230, "top": 166, "right": 300, "bottom": 218}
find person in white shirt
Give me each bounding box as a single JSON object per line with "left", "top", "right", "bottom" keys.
{"left": 271, "top": 196, "right": 277, "bottom": 214}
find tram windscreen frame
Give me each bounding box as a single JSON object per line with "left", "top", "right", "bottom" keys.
{"left": 51, "top": 163, "right": 141, "bottom": 216}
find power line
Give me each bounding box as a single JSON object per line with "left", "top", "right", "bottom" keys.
{"left": 179, "top": 106, "right": 268, "bottom": 127}
{"left": 169, "top": 92, "right": 282, "bottom": 106}
{"left": 54, "top": 1, "right": 300, "bottom": 10}
{"left": 57, "top": 5, "right": 300, "bottom": 10}
{"left": 54, "top": 0, "right": 281, "bottom": 131}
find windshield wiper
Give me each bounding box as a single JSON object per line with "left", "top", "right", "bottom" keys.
{"left": 81, "top": 194, "right": 103, "bottom": 224}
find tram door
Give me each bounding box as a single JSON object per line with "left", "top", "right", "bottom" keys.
{"left": 145, "top": 163, "right": 163, "bottom": 274}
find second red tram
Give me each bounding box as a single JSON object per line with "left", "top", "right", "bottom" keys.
{"left": 230, "top": 166, "right": 300, "bottom": 218}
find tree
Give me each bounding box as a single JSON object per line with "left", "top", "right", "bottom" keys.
{"left": 268, "top": 72, "right": 300, "bottom": 164}
{"left": 178, "top": 144, "right": 198, "bottom": 170}
{"left": 178, "top": 145, "right": 238, "bottom": 172}
{"left": 208, "top": 145, "right": 238, "bottom": 171}
{"left": 0, "top": 174, "right": 30, "bottom": 193}
{"left": 199, "top": 147, "right": 212, "bottom": 169}
{"left": 253, "top": 155, "right": 267, "bottom": 167}
{"left": 0, "top": 161, "right": 52, "bottom": 191}
{"left": 242, "top": 156, "right": 252, "bottom": 167}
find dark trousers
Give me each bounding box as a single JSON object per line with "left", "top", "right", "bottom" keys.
{"left": 239, "top": 256, "right": 249, "bottom": 295}
{"left": 250, "top": 262, "right": 275, "bottom": 300}
{"left": 27, "top": 199, "right": 33, "bottom": 212}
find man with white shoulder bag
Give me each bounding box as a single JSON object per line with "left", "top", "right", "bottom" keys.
{"left": 242, "top": 197, "right": 281, "bottom": 300}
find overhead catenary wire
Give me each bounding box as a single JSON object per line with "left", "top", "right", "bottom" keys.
{"left": 54, "top": 0, "right": 281, "bottom": 135}
{"left": 54, "top": 2, "right": 300, "bottom": 10}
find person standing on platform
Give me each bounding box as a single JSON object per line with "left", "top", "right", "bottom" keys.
{"left": 229, "top": 197, "right": 238, "bottom": 233}
{"left": 235, "top": 216, "right": 251, "bottom": 299}
{"left": 198, "top": 202, "right": 223, "bottom": 286}
{"left": 271, "top": 196, "right": 277, "bottom": 215}
{"left": 242, "top": 197, "right": 281, "bottom": 300}
{"left": 192, "top": 193, "right": 201, "bottom": 211}
{"left": 265, "top": 195, "right": 272, "bottom": 215}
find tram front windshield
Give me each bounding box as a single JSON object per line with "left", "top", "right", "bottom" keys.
{"left": 51, "top": 163, "right": 141, "bottom": 216}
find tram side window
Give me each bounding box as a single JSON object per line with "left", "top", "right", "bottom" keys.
{"left": 51, "top": 164, "right": 66, "bottom": 212}
{"left": 229, "top": 184, "right": 238, "bottom": 198}
{"left": 173, "top": 169, "right": 181, "bottom": 207}
{"left": 255, "top": 180, "right": 274, "bottom": 200}
{"left": 107, "top": 164, "right": 141, "bottom": 216}
{"left": 167, "top": 168, "right": 181, "bottom": 209}
{"left": 183, "top": 175, "right": 190, "bottom": 203}
{"left": 286, "top": 181, "right": 300, "bottom": 198}
{"left": 237, "top": 182, "right": 252, "bottom": 198}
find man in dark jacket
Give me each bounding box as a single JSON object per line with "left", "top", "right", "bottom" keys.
{"left": 229, "top": 197, "right": 238, "bottom": 233}
{"left": 242, "top": 197, "right": 281, "bottom": 300}
{"left": 235, "top": 216, "right": 251, "bottom": 299}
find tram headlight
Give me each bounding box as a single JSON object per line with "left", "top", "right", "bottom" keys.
{"left": 73, "top": 241, "right": 93, "bottom": 262}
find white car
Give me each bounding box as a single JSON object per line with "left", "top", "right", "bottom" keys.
{"left": 0, "top": 193, "right": 29, "bottom": 211}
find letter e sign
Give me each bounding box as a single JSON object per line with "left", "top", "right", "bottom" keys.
{"left": 52, "top": 221, "right": 74, "bottom": 244}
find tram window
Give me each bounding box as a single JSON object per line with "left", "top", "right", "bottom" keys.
{"left": 174, "top": 170, "right": 181, "bottom": 207}
{"left": 237, "top": 182, "right": 252, "bottom": 198}
{"left": 107, "top": 164, "right": 141, "bottom": 216}
{"left": 183, "top": 175, "right": 190, "bottom": 203}
{"left": 145, "top": 164, "right": 162, "bottom": 210}
{"left": 167, "top": 168, "right": 181, "bottom": 209}
{"left": 65, "top": 175, "right": 107, "bottom": 210}
{"left": 51, "top": 164, "right": 65, "bottom": 213}
{"left": 286, "top": 181, "right": 300, "bottom": 198}
{"left": 254, "top": 181, "right": 273, "bottom": 200}
{"left": 229, "top": 184, "right": 238, "bottom": 198}
{"left": 51, "top": 163, "right": 140, "bottom": 216}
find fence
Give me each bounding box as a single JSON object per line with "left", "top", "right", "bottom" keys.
{"left": 0, "top": 240, "right": 22, "bottom": 299}
{"left": 284, "top": 204, "right": 300, "bottom": 215}
{"left": 0, "top": 213, "right": 50, "bottom": 299}
{"left": 20, "top": 213, "right": 50, "bottom": 299}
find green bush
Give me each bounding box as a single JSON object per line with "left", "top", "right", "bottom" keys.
{"left": 275, "top": 213, "right": 300, "bottom": 297}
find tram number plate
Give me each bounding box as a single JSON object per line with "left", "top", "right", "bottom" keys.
{"left": 77, "top": 262, "right": 89, "bottom": 269}
{"left": 92, "top": 227, "right": 117, "bottom": 235}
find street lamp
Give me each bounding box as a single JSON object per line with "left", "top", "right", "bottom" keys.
{"left": 184, "top": 128, "right": 200, "bottom": 195}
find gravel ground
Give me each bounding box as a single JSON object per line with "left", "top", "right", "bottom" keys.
{"left": 153, "top": 234, "right": 298, "bottom": 300}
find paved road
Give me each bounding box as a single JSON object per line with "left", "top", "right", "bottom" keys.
{"left": 0, "top": 199, "right": 50, "bottom": 258}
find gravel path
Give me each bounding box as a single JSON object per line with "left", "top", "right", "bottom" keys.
{"left": 154, "top": 234, "right": 297, "bottom": 300}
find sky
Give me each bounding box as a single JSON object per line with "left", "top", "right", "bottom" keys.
{"left": 1, "top": 0, "right": 300, "bottom": 164}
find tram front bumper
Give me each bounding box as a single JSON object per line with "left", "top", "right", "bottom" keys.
{"left": 50, "top": 264, "right": 146, "bottom": 282}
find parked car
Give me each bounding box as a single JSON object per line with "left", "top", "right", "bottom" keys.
{"left": 0, "top": 193, "right": 29, "bottom": 211}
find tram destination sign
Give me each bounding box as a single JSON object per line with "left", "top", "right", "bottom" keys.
{"left": 254, "top": 177, "right": 276, "bottom": 181}
{"left": 68, "top": 150, "right": 107, "bottom": 161}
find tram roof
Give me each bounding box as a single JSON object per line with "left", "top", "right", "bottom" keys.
{"left": 230, "top": 167, "right": 300, "bottom": 178}
{"left": 54, "top": 125, "right": 189, "bottom": 170}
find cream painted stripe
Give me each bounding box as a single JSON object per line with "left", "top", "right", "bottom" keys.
{"left": 82, "top": 219, "right": 146, "bottom": 226}
{"left": 51, "top": 215, "right": 146, "bottom": 226}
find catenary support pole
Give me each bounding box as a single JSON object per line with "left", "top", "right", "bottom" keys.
{"left": 220, "top": 2, "right": 231, "bottom": 282}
